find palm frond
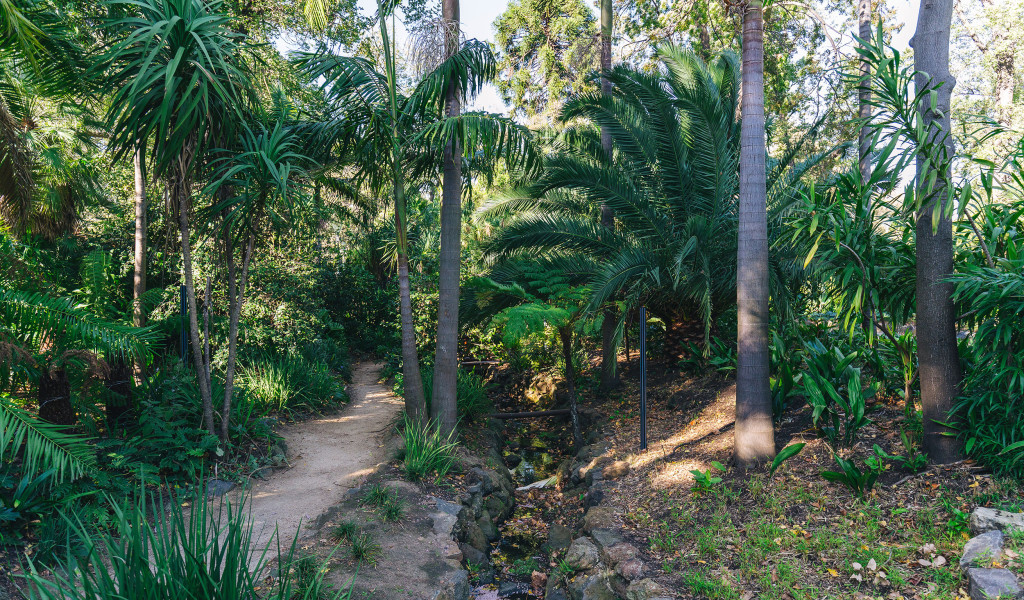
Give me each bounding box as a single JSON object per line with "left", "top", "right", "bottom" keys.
{"left": 0, "top": 395, "right": 95, "bottom": 483}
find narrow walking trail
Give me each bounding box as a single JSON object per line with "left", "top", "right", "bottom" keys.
{"left": 240, "top": 361, "right": 404, "bottom": 552}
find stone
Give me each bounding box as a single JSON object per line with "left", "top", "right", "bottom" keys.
{"left": 545, "top": 588, "right": 569, "bottom": 600}
{"left": 436, "top": 498, "right": 464, "bottom": 517}
{"left": 962, "top": 531, "right": 1005, "bottom": 571}
{"left": 565, "top": 537, "right": 602, "bottom": 570}
{"left": 484, "top": 493, "right": 513, "bottom": 522}
{"left": 206, "top": 479, "right": 236, "bottom": 498}
{"left": 465, "top": 521, "right": 490, "bottom": 553}
{"left": 625, "top": 579, "right": 672, "bottom": 600}
{"left": 505, "top": 454, "right": 522, "bottom": 468}
{"left": 544, "top": 523, "right": 574, "bottom": 552}
{"left": 460, "top": 543, "right": 488, "bottom": 568}
{"left": 967, "top": 568, "right": 1022, "bottom": 600}
{"left": 498, "top": 582, "right": 530, "bottom": 597}
{"left": 432, "top": 512, "right": 458, "bottom": 537}
{"left": 590, "top": 529, "right": 624, "bottom": 554}
{"left": 972, "top": 508, "right": 1024, "bottom": 536}
{"left": 603, "top": 542, "right": 640, "bottom": 567}
{"left": 431, "top": 568, "right": 470, "bottom": 600}
{"left": 532, "top": 571, "right": 548, "bottom": 592}
{"left": 478, "top": 511, "right": 500, "bottom": 542}
{"left": 615, "top": 558, "right": 644, "bottom": 581}
{"left": 583, "top": 507, "right": 617, "bottom": 533}
{"left": 584, "top": 486, "right": 605, "bottom": 508}
{"left": 602, "top": 461, "right": 630, "bottom": 480}
{"left": 567, "top": 570, "right": 618, "bottom": 600}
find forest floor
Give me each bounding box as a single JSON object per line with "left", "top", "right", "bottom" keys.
{"left": 235, "top": 361, "right": 404, "bottom": 561}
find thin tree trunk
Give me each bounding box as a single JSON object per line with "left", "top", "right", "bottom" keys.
{"left": 220, "top": 232, "right": 254, "bottom": 444}
{"left": 599, "top": 0, "right": 619, "bottom": 394}
{"left": 204, "top": 275, "right": 211, "bottom": 381}
{"left": 38, "top": 368, "right": 74, "bottom": 426}
{"left": 432, "top": 0, "right": 462, "bottom": 437}
{"left": 994, "top": 50, "right": 1014, "bottom": 126}
{"left": 858, "top": 0, "right": 872, "bottom": 188}
{"left": 559, "top": 326, "right": 582, "bottom": 447}
{"left": 132, "top": 145, "right": 147, "bottom": 383}
{"left": 175, "top": 155, "right": 215, "bottom": 435}
{"left": 910, "top": 0, "right": 961, "bottom": 464}
{"left": 734, "top": 0, "right": 775, "bottom": 467}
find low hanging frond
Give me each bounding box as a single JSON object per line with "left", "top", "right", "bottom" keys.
{"left": 0, "top": 396, "right": 95, "bottom": 483}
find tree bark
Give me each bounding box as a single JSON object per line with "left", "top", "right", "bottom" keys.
{"left": 994, "top": 50, "right": 1014, "bottom": 126}
{"left": 910, "top": 0, "right": 961, "bottom": 464}
{"left": 220, "top": 232, "right": 254, "bottom": 444}
{"left": 559, "top": 326, "right": 582, "bottom": 447}
{"left": 132, "top": 145, "right": 147, "bottom": 383}
{"left": 858, "top": 0, "right": 873, "bottom": 188}
{"left": 598, "top": 0, "right": 619, "bottom": 394}
{"left": 735, "top": 0, "right": 775, "bottom": 467}
{"left": 38, "top": 368, "right": 74, "bottom": 426}
{"left": 432, "top": 0, "right": 462, "bottom": 438}
{"left": 174, "top": 151, "right": 215, "bottom": 435}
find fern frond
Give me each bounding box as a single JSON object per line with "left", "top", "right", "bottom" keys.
{"left": 0, "top": 396, "right": 95, "bottom": 483}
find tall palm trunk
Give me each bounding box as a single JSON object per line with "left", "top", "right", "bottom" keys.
{"left": 432, "top": 0, "right": 462, "bottom": 437}
{"left": 858, "top": 0, "right": 872, "bottom": 187}
{"left": 174, "top": 147, "right": 215, "bottom": 435}
{"left": 598, "top": 0, "right": 619, "bottom": 393}
{"left": 734, "top": 0, "right": 775, "bottom": 467}
{"left": 910, "top": 0, "right": 960, "bottom": 463}
{"left": 132, "top": 145, "right": 147, "bottom": 383}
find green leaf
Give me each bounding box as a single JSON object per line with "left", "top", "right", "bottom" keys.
{"left": 770, "top": 443, "right": 806, "bottom": 474}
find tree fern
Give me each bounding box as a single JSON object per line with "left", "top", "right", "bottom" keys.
{"left": 0, "top": 396, "right": 95, "bottom": 483}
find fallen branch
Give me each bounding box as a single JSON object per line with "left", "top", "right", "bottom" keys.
{"left": 488, "top": 409, "right": 571, "bottom": 420}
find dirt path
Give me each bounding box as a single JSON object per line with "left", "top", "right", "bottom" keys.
{"left": 240, "top": 361, "right": 404, "bottom": 553}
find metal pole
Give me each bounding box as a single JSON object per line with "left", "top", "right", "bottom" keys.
{"left": 180, "top": 284, "right": 187, "bottom": 362}
{"left": 640, "top": 306, "right": 647, "bottom": 451}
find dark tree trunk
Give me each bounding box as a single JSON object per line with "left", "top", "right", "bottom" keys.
{"left": 38, "top": 369, "right": 74, "bottom": 426}
{"left": 104, "top": 361, "right": 133, "bottom": 431}
{"left": 432, "top": 0, "right": 462, "bottom": 438}
{"left": 735, "top": 0, "right": 775, "bottom": 467}
{"left": 910, "top": 0, "right": 961, "bottom": 464}
{"left": 221, "top": 232, "right": 254, "bottom": 444}
{"left": 598, "top": 0, "right": 619, "bottom": 393}
{"left": 559, "top": 326, "right": 582, "bottom": 447}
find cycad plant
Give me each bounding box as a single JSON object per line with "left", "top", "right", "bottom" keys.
{"left": 296, "top": 0, "right": 536, "bottom": 430}
{"left": 480, "top": 46, "right": 838, "bottom": 360}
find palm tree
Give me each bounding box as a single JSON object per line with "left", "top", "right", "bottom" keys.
{"left": 433, "top": 0, "right": 463, "bottom": 438}
{"left": 734, "top": 0, "right": 775, "bottom": 467}
{"left": 597, "top": 0, "right": 618, "bottom": 392}
{"left": 205, "top": 119, "right": 315, "bottom": 443}
{"left": 297, "top": 7, "right": 536, "bottom": 426}
{"left": 99, "top": 0, "right": 253, "bottom": 435}
{"left": 480, "top": 47, "right": 835, "bottom": 361}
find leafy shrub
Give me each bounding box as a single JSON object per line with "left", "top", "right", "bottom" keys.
{"left": 400, "top": 415, "right": 457, "bottom": 483}
{"left": 23, "top": 486, "right": 353, "bottom": 600}
{"left": 952, "top": 262, "right": 1024, "bottom": 477}
{"left": 690, "top": 461, "right": 725, "bottom": 493}
{"left": 821, "top": 454, "right": 879, "bottom": 500}
{"left": 769, "top": 332, "right": 802, "bottom": 422}
{"left": 240, "top": 354, "right": 346, "bottom": 415}
{"left": 802, "top": 340, "right": 878, "bottom": 448}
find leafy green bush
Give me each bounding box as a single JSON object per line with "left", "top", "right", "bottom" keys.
{"left": 240, "top": 354, "right": 346, "bottom": 415}
{"left": 952, "top": 261, "right": 1024, "bottom": 477}
{"left": 821, "top": 454, "right": 879, "bottom": 500}
{"left": 400, "top": 415, "right": 457, "bottom": 483}
{"left": 802, "top": 340, "right": 878, "bottom": 448}
{"left": 24, "top": 487, "right": 353, "bottom": 600}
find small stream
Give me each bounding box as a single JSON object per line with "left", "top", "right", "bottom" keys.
{"left": 472, "top": 420, "right": 573, "bottom": 599}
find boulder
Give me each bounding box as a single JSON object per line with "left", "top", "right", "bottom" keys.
{"left": 583, "top": 507, "right": 617, "bottom": 533}
{"left": 567, "top": 570, "right": 618, "bottom": 600}
{"left": 565, "top": 537, "right": 602, "bottom": 571}
{"left": 430, "top": 567, "right": 470, "bottom": 600}
{"left": 477, "top": 511, "right": 500, "bottom": 542}
{"left": 615, "top": 559, "right": 645, "bottom": 581}
{"left": 972, "top": 508, "right": 1024, "bottom": 536}
{"left": 603, "top": 542, "right": 640, "bottom": 567}
{"left": 590, "top": 529, "right": 625, "bottom": 555}
{"left": 961, "top": 530, "right": 1005, "bottom": 571}
{"left": 625, "top": 579, "right": 672, "bottom": 600}
{"left": 432, "top": 512, "right": 458, "bottom": 537}
{"left": 465, "top": 521, "right": 490, "bottom": 553}
{"left": 544, "top": 523, "right": 574, "bottom": 552}
{"left": 206, "top": 479, "right": 236, "bottom": 498}
{"left": 460, "top": 543, "right": 488, "bottom": 568}
{"left": 436, "top": 498, "right": 464, "bottom": 518}
{"left": 967, "top": 568, "right": 1022, "bottom": 600}
{"left": 602, "top": 461, "right": 630, "bottom": 480}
